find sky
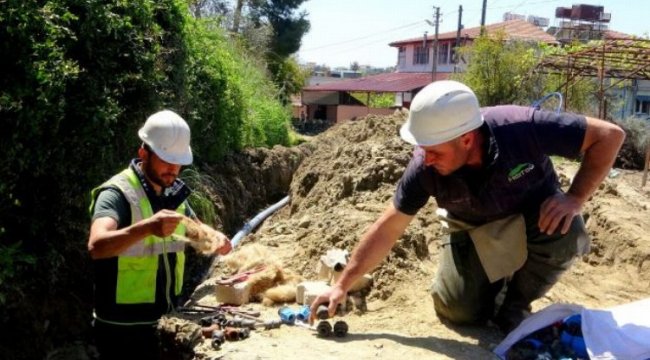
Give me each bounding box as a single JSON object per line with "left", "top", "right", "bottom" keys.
{"left": 297, "top": 0, "right": 648, "bottom": 69}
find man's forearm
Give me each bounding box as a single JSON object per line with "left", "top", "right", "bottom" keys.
{"left": 568, "top": 117, "right": 625, "bottom": 204}
{"left": 335, "top": 204, "right": 413, "bottom": 291}
{"left": 569, "top": 150, "right": 616, "bottom": 204}
{"left": 88, "top": 218, "right": 153, "bottom": 259}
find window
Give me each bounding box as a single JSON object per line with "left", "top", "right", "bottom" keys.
{"left": 450, "top": 45, "right": 457, "bottom": 64}
{"left": 398, "top": 47, "right": 406, "bottom": 66}
{"left": 413, "top": 45, "right": 429, "bottom": 65}
{"left": 437, "top": 43, "right": 449, "bottom": 64}
{"left": 636, "top": 98, "right": 650, "bottom": 115}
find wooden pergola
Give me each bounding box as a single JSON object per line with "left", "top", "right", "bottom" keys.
{"left": 536, "top": 38, "right": 650, "bottom": 186}
{"left": 537, "top": 38, "right": 650, "bottom": 118}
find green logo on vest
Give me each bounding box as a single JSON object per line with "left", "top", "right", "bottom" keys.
{"left": 508, "top": 163, "right": 535, "bottom": 182}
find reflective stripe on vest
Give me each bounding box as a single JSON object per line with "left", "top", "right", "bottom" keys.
{"left": 90, "top": 168, "right": 186, "bottom": 306}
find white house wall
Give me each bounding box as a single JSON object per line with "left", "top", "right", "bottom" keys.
{"left": 396, "top": 41, "right": 456, "bottom": 73}
{"left": 605, "top": 79, "right": 650, "bottom": 119}
{"left": 638, "top": 79, "right": 650, "bottom": 97}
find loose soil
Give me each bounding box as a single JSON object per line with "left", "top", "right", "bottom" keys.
{"left": 163, "top": 111, "right": 650, "bottom": 360}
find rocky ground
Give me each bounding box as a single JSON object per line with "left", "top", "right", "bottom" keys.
{"left": 161, "top": 111, "right": 650, "bottom": 360}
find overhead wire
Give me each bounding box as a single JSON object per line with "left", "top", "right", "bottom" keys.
{"left": 301, "top": 0, "right": 567, "bottom": 64}
{"left": 300, "top": 21, "right": 424, "bottom": 52}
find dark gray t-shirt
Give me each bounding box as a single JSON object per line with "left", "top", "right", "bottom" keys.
{"left": 92, "top": 188, "right": 131, "bottom": 228}
{"left": 394, "top": 105, "right": 587, "bottom": 224}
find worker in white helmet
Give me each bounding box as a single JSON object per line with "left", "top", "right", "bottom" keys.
{"left": 311, "top": 80, "right": 625, "bottom": 334}
{"left": 87, "top": 110, "right": 231, "bottom": 359}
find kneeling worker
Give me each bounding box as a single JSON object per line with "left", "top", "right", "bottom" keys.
{"left": 310, "top": 80, "right": 624, "bottom": 333}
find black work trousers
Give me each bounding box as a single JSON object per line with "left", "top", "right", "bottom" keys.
{"left": 94, "top": 320, "right": 160, "bottom": 360}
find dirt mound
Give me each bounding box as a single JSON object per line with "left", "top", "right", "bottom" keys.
{"left": 545, "top": 164, "right": 650, "bottom": 309}
{"left": 245, "top": 111, "right": 441, "bottom": 301}
{"left": 181, "top": 145, "right": 312, "bottom": 298}
{"left": 176, "top": 113, "right": 650, "bottom": 359}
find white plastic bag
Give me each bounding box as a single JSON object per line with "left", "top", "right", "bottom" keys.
{"left": 494, "top": 298, "right": 650, "bottom": 360}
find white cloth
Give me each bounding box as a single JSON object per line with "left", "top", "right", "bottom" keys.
{"left": 494, "top": 299, "right": 650, "bottom": 360}
{"left": 583, "top": 298, "right": 650, "bottom": 360}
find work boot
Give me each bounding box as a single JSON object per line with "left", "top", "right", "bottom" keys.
{"left": 493, "top": 304, "right": 531, "bottom": 334}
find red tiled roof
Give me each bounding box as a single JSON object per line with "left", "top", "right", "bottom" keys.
{"left": 303, "top": 72, "right": 450, "bottom": 92}
{"left": 604, "top": 30, "right": 635, "bottom": 40}
{"left": 389, "top": 19, "right": 558, "bottom": 46}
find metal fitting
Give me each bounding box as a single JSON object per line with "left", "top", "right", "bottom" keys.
{"left": 333, "top": 321, "right": 348, "bottom": 337}
{"left": 211, "top": 330, "right": 225, "bottom": 349}
{"left": 316, "top": 320, "right": 332, "bottom": 337}
{"left": 263, "top": 319, "right": 282, "bottom": 330}
{"left": 316, "top": 305, "right": 330, "bottom": 320}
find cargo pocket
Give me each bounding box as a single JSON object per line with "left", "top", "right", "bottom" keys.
{"left": 116, "top": 256, "right": 158, "bottom": 304}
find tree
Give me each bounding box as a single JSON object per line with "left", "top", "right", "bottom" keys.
{"left": 248, "top": 0, "right": 310, "bottom": 58}
{"left": 267, "top": 55, "right": 310, "bottom": 104}
{"left": 350, "top": 61, "right": 360, "bottom": 71}
{"left": 452, "top": 31, "right": 541, "bottom": 106}
{"left": 246, "top": 0, "right": 310, "bottom": 103}
{"left": 189, "top": 0, "right": 310, "bottom": 102}
{"left": 190, "top": 0, "right": 230, "bottom": 19}
{"left": 452, "top": 32, "right": 598, "bottom": 112}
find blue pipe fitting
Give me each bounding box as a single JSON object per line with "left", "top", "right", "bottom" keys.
{"left": 560, "top": 314, "right": 588, "bottom": 358}
{"left": 296, "top": 305, "right": 311, "bottom": 322}
{"left": 278, "top": 306, "right": 296, "bottom": 324}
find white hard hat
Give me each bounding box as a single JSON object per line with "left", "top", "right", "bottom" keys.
{"left": 400, "top": 80, "right": 483, "bottom": 146}
{"left": 138, "top": 110, "right": 193, "bottom": 165}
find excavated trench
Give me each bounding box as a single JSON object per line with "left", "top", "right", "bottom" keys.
{"left": 44, "top": 112, "right": 650, "bottom": 359}
{"left": 181, "top": 145, "right": 314, "bottom": 305}
{"left": 161, "top": 112, "right": 650, "bottom": 359}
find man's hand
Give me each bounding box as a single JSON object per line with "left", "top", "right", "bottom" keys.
{"left": 538, "top": 192, "right": 582, "bottom": 235}
{"left": 90, "top": 209, "right": 184, "bottom": 259}
{"left": 309, "top": 284, "right": 347, "bottom": 325}
{"left": 147, "top": 209, "right": 184, "bottom": 237}
{"left": 546, "top": 116, "right": 624, "bottom": 236}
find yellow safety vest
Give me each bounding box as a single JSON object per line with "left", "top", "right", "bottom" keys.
{"left": 89, "top": 168, "right": 186, "bottom": 325}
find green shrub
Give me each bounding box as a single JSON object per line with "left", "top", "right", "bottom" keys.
{"left": 0, "top": 1, "right": 291, "bottom": 357}
{"left": 0, "top": 242, "right": 36, "bottom": 306}
{"left": 180, "top": 168, "right": 219, "bottom": 226}
{"left": 350, "top": 92, "right": 395, "bottom": 108}
{"left": 183, "top": 18, "right": 245, "bottom": 161}
{"left": 614, "top": 117, "right": 650, "bottom": 169}
{"left": 182, "top": 17, "right": 291, "bottom": 159}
